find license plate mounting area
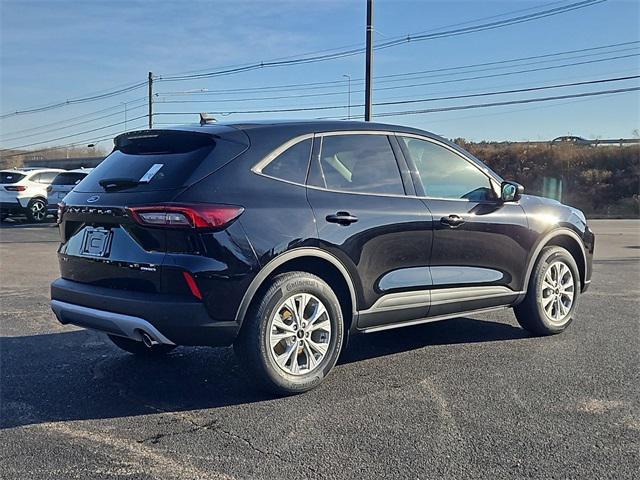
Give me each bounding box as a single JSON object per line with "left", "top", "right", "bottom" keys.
{"left": 81, "top": 227, "right": 112, "bottom": 258}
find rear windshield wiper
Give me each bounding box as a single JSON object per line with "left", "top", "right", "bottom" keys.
{"left": 98, "top": 177, "right": 140, "bottom": 191}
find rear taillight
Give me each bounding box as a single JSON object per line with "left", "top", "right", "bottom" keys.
{"left": 4, "top": 185, "right": 26, "bottom": 192}
{"left": 128, "top": 203, "right": 244, "bottom": 229}
{"left": 57, "top": 202, "right": 66, "bottom": 224}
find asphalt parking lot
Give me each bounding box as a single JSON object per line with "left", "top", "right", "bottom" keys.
{"left": 0, "top": 219, "right": 638, "bottom": 479}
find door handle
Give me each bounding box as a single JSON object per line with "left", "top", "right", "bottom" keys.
{"left": 326, "top": 211, "right": 358, "bottom": 226}
{"left": 440, "top": 214, "right": 465, "bottom": 228}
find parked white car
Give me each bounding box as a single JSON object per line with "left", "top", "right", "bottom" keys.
{"left": 46, "top": 168, "right": 93, "bottom": 216}
{"left": 0, "top": 168, "right": 65, "bottom": 222}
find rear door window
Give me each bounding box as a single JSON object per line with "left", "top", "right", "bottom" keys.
{"left": 0, "top": 172, "right": 25, "bottom": 184}
{"left": 310, "top": 134, "right": 405, "bottom": 195}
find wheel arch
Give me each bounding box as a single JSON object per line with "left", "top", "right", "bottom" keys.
{"left": 235, "top": 248, "right": 358, "bottom": 331}
{"left": 521, "top": 228, "right": 587, "bottom": 299}
{"left": 19, "top": 195, "right": 46, "bottom": 208}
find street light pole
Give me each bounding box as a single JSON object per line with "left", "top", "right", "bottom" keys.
{"left": 364, "top": 0, "right": 374, "bottom": 121}
{"left": 342, "top": 74, "right": 351, "bottom": 120}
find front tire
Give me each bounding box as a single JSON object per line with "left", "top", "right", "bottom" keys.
{"left": 108, "top": 334, "right": 176, "bottom": 356}
{"left": 26, "top": 198, "right": 48, "bottom": 223}
{"left": 234, "top": 271, "right": 344, "bottom": 395}
{"left": 514, "top": 246, "right": 580, "bottom": 335}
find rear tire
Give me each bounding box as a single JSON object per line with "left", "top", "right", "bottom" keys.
{"left": 26, "top": 198, "right": 48, "bottom": 223}
{"left": 108, "top": 334, "right": 176, "bottom": 356}
{"left": 514, "top": 246, "right": 580, "bottom": 336}
{"left": 234, "top": 271, "right": 344, "bottom": 395}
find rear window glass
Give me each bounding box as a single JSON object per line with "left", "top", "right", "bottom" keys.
{"left": 52, "top": 172, "right": 88, "bottom": 185}
{"left": 75, "top": 130, "right": 247, "bottom": 193}
{"left": 1, "top": 172, "right": 26, "bottom": 184}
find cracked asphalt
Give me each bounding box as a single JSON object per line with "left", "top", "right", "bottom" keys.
{"left": 1, "top": 219, "right": 638, "bottom": 479}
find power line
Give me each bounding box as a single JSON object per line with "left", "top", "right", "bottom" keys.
{"left": 1, "top": 103, "right": 147, "bottom": 143}
{"left": 5, "top": 73, "right": 637, "bottom": 150}
{"left": 6, "top": 87, "right": 637, "bottom": 156}
{"left": 155, "top": 40, "right": 638, "bottom": 98}
{"left": 394, "top": 89, "right": 634, "bottom": 126}
{"left": 153, "top": 74, "right": 639, "bottom": 116}
{"left": 375, "top": 1, "right": 607, "bottom": 50}
{"left": 374, "top": 75, "right": 640, "bottom": 107}
{"left": 370, "top": 53, "right": 640, "bottom": 94}
{"left": 0, "top": 1, "right": 606, "bottom": 119}
{"left": 0, "top": 115, "right": 147, "bottom": 151}
{"left": 372, "top": 86, "right": 640, "bottom": 118}
{"left": 160, "top": 0, "right": 570, "bottom": 79}
{"left": 0, "top": 82, "right": 148, "bottom": 119}
{"left": 158, "top": 0, "right": 605, "bottom": 82}
{"left": 0, "top": 122, "right": 149, "bottom": 160}
{"left": 153, "top": 52, "right": 640, "bottom": 107}
{"left": 0, "top": 98, "right": 147, "bottom": 138}
{"left": 4, "top": 43, "right": 634, "bottom": 147}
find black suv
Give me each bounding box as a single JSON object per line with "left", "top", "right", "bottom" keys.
{"left": 50, "top": 120, "right": 594, "bottom": 394}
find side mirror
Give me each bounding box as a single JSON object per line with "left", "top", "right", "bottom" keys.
{"left": 501, "top": 181, "right": 524, "bottom": 202}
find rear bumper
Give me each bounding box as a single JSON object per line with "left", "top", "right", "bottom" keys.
{"left": 51, "top": 300, "right": 176, "bottom": 345}
{"left": 50, "top": 278, "right": 240, "bottom": 346}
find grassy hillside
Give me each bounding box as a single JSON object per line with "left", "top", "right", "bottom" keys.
{"left": 456, "top": 141, "right": 640, "bottom": 218}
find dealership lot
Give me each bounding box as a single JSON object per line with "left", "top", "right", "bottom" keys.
{"left": 1, "top": 220, "right": 638, "bottom": 479}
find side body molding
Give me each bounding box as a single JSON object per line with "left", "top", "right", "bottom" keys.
{"left": 234, "top": 247, "right": 358, "bottom": 327}
{"left": 517, "top": 227, "right": 588, "bottom": 303}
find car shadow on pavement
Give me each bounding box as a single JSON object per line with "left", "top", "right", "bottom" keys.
{"left": 339, "top": 316, "right": 528, "bottom": 364}
{"left": 1, "top": 317, "right": 528, "bottom": 430}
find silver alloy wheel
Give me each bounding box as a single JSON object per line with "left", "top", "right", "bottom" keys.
{"left": 541, "top": 260, "right": 575, "bottom": 323}
{"left": 30, "top": 200, "right": 46, "bottom": 221}
{"left": 268, "top": 293, "right": 332, "bottom": 376}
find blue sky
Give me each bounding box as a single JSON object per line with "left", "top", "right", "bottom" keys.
{"left": 1, "top": 0, "right": 639, "bottom": 151}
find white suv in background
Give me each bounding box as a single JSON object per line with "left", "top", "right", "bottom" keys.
{"left": 46, "top": 168, "right": 93, "bottom": 216}
{"left": 0, "top": 168, "right": 65, "bottom": 223}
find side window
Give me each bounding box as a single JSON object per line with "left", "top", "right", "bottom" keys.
{"left": 262, "top": 138, "right": 312, "bottom": 184}
{"left": 40, "top": 172, "right": 60, "bottom": 184}
{"left": 312, "top": 134, "right": 404, "bottom": 195}
{"left": 32, "top": 172, "right": 58, "bottom": 184}
{"left": 400, "top": 137, "right": 494, "bottom": 201}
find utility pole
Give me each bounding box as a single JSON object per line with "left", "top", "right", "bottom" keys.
{"left": 148, "top": 71, "right": 153, "bottom": 129}
{"left": 364, "top": 0, "right": 374, "bottom": 121}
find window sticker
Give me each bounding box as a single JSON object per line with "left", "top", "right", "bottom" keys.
{"left": 139, "top": 164, "right": 163, "bottom": 183}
